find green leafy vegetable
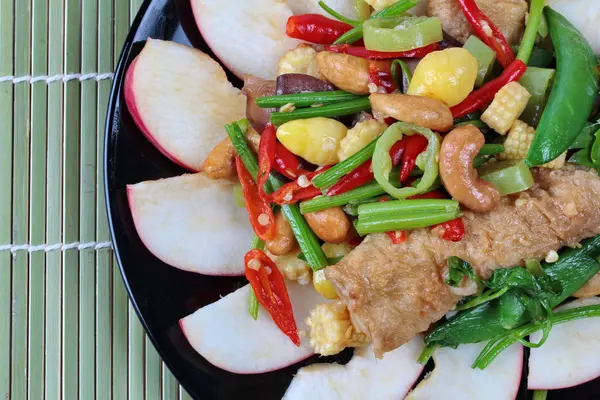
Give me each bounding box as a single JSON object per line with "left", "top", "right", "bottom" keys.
{"left": 445, "top": 256, "right": 481, "bottom": 288}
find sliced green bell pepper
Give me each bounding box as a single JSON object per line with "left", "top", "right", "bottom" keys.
{"left": 525, "top": 7, "right": 599, "bottom": 167}
{"left": 372, "top": 122, "right": 440, "bottom": 199}
{"left": 363, "top": 15, "right": 443, "bottom": 52}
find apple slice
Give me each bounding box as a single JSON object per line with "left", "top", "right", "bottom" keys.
{"left": 283, "top": 337, "right": 424, "bottom": 400}
{"left": 180, "top": 283, "right": 327, "bottom": 374}
{"left": 406, "top": 342, "right": 523, "bottom": 400}
{"left": 191, "top": 0, "right": 300, "bottom": 80}
{"left": 124, "top": 39, "right": 245, "bottom": 171}
{"left": 127, "top": 173, "right": 253, "bottom": 276}
{"left": 288, "top": 0, "right": 359, "bottom": 19}
{"left": 528, "top": 296, "right": 600, "bottom": 390}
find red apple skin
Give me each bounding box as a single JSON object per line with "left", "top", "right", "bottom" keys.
{"left": 124, "top": 56, "right": 200, "bottom": 172}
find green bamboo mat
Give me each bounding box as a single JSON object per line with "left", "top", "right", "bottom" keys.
{"left": 0, "top": 0, "right": 192, "bottom": 398}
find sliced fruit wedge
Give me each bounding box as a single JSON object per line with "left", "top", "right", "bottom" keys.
{"left": 127, "top": 173, "right": 253, "bottom": 276}
{"left": 124, "top": 39, "right": 245, "bottom": 171}
{"left": 180, "top": 283, "right": 326, "bottom": 374}
{"left": 407, "top": 342, "right": 523, "bottom": 400}
{"left": 288, "top": 0, "right": 359, "bottom": 19}
{"left": 528, "top": 296, "right": 600, "bottom": 390}
{"left": 190, "top": 0, "right": 300, "bottom": 80}
{"left": 283, "top": 337, "right": 425, "bottom": 399}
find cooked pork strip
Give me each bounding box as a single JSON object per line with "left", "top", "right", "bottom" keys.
{"left": 428, "top": 0, "right": 528, "bottom": 44}
{"left": 325, "top": 167, "right": 600, "bottom": 357}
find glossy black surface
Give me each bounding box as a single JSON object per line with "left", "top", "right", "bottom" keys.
{"left": 104, "top": 1, "right": 600, "bottom": 399}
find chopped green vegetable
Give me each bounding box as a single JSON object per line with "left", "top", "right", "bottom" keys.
{"left": 477, "top": 144, "right": 505, "bottom": 156}
{"left": 445, "top": 256, "right": 481, "bottom": 288}
{"left": 318, "top": 0, "right": 361, "bottom": 26}
{"left": 525, "top": 8, "right": 599, "bottom": 166}
{"left": 357, "top": 199, "right": 459, "bottom": 219}
{"left": 353, "top": 0, "right": 372, "bottom": 21}
{"left": 270, "top": 97, "right": 371, "bottom": 125}
{"left": 297, "top": 252, "right": 343, "bottom": 265}
{"left": 355, "top": 211, "right": 459, "bottom": 235}
{"left": 417, "top": 344, "right": 438, "bottom": 365}
{"left": 233, "top": 184, "right": 245, "bottom": 208}
{"left": 516, "top": 0, "right": 545, "bottom": 65}
{"left": 425, "top": 235, "right": 600, "bottom": 348}
{"left": 363, "top": 15, "right": 443, "bottom": 52}
{"left": 498, "top": 291, "right": 527, "bottom": 329}
{"left": 248, "top": 236, "right": 265, "bottom": 319}
{"left": 463, "top": 36, "right": 496, "bottom": 87}
{"left": 473, "top": 302, "right": 600, "bottom": 369}
{"left": 533, "top": 390, "right": 548, "bottom": 400}
{"left": 229, "top": 120, "right": 329, "bottom": 272}
{"left": 313, "top": 136, "right": 379, "bottom": 189}
{"left": 455, "top": 287, "right": 509, "bottom": 312}
{"left": 373, "top": 122, "right": 440, "bottom": 199}
{"left": 391, "top": 59, "right": 412, "bottom": 94}
{"left": 334, "top": 0, "right": 420, "bottom": 44}
{"left": 590, "top": 127, "right": 600, "bottom": 169}
{"left": 256, "top": 91, "right": 362, "bottom": 108}
{"left": 518, "top": 67, "right": 555, "bottom": 126}
{"left": 478, "top": 160, "right": 534, "bottom": 196}
{"left": 569, "top": 121, "right": 597, "bottom": 150}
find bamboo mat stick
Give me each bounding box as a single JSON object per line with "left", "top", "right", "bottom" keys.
{"left": 0, "top": 0, "right": 14, "bottom": 396}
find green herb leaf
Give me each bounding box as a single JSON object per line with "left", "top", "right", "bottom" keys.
{"left": 445, "top": 256, "right": 480, "bottom": 287}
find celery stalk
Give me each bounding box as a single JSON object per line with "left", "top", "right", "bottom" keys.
{"left": 463, "top": 36, "right": 496, "bottom": 87}
{"left": 519, "top": 67, "right": 556, "bottom": 126}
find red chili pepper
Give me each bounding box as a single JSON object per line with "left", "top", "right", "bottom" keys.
{"left": 325, "top": 43, "right": 441, "bottom": 60}
{"left": 273, "top": 143, "right": 310, "bottom": 180}
{"left": 326, "top": 138, "right": 407, "bottom": 197}
{"left": 286, "top": 14, "right": 353, "bottom": 45}
{"left": 400, "top": 134, "right": 428, "bottom": 182}
{"left": 368, "top": 62, "right": 397, "bottom": 93}
{"left": 326, "top": 160, "right": 373, "bottom": 196}
{"left": 450, "top": 59, "right": 527, "bottom": 118}
{"left": 438, "top": 218, "right": 465, "bottom": 242}
{"left": 271, "top": 167, "right": 331, "bottom": 205}
{"left": 457, "top": 0, "right": 515, "bottom": 68}
{"left": 244, "top": 249, "right": 299, "bottom": 346}
{"left": 235, "top": 156, "right": 276, "bottom": 240}
{"left": 348, "top": 236, "right": 364, "bottom": 247}
{"left": 409, "top": 190, "right": 446, "bottom": 200}
{"left": 258, "top": 123, "right": 277, "bottom": 200}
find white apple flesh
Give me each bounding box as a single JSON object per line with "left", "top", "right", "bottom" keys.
{"left": 124, "top": 39, "right": 245, "bottom": 171}
{"left": 179, "top": 283, "right": 327, "bottom": 374}
{"left": 288, "top": 0, "right": 359, "bottom": 19}
{"left": 528, "top": 296, "right": 600, "bottom": 390}
{"left": 127, "top": 173, "right": 253, "bottom": 276}
{"left": 407, "top": 342, "right": 523, "bottom": 400}
{"left": 283, "top": 337, "right": 425, "bottom": 400}
{"left": 190, "top": 0, "right": 300, "bottom": 80}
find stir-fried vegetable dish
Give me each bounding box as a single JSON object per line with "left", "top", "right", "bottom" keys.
{"left": 124, "top": 0, "right": 600, "bottom": 397}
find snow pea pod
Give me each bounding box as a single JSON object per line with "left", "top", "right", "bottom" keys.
{"left": 425, "top": 234, "right": 600, "bottom": 347}
{"left": 525, "top": 8, "right": 599, "bottom": 167}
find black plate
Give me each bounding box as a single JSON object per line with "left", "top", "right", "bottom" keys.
{"left": 104, "top": 1, "right": 600, "bottom": 399}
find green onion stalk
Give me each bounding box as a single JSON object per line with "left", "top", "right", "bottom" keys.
{"left": 270, "top": 97, "right": 371, "bottom": 125}
{"left": 256, "top": 90, "right": 363, "bottom": 108}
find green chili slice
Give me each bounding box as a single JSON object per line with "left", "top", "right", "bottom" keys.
{"left": 363, "top": 15, "right": 443, "bottom": 52}
{"left": 372, "top": 122, "right": 440, "bottom": 199}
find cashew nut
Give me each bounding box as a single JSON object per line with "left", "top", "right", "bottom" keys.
{"left": 265, "top": 212, "right": 297, "bottom": 256}
{"left": 316, "top": 52, "right": 371, "bottom": 95}
{"left": 202, "top": 127, "right": 261, "bottom": 180}
{"left": 203, "top": 137, "right": 236, "bottom": 180}
{"left": 439, "top": 125, "right": 500, "bottom": 212}
{"left": 370, "top": 93, "right": 453, "bottom": 132}
{"left": 305, "top": 207, "right": 351, "bottom": 244}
